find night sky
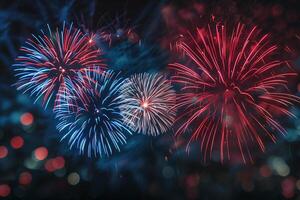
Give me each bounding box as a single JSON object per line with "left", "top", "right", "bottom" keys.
{"left": 1, "top": 0, "right": 300, "bottom": 199}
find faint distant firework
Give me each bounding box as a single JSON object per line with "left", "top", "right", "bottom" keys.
{"left": 86, "top": 15, "right": 168, "bottom": 76}
{"left": 55, "top": 71, "right": 134, "bottom": 157}
{"left": 14, "top": 23, "right": 105, "bottom": 109}
{"left": 170, "top": 23, "right": 300, "bottom": 163}
{"left": 124, "top": 73, "right": 176, "bottom": 136}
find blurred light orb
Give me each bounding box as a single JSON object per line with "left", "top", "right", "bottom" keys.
{"left": 24, "top": 158, "right": 39, "bottom": 170}
{"left": 0, "top": 184, "right": 10, "bottom": 197}
{"left": 295, "top": 179, "right": 300, "bottom": 191}
{"left": 281, "top": 178, "right": 295, "bottom": 198}
{"left": 45, "top": 160, "right": 55, "bottom": 172}
{"left": 259, "top": 165, "right": 272, "bottom": 178}
{"left": 20, "top": 112, "right": 34, "bottom": 126}
{"left": 19, "top": 172, "right": 32, "bottom": 185}
{"left": 34, "top": 147, "right": 48, "bottom": 161}
{"left": 68, "top": 172, "right": 80, "bottom": 185}
{"left": 52, "top": 156, "right": 65, "bottom": 170}
{"left": 269, "top": 157, "right": 290, "bottom": 176}
{"left": 10, "top": 136, "right": 24, "bottom": 149}
{"left": 44, "top": 157, "right": 65, "bottom": 172}
{"left": 0, "top": 146, "right": 8, "bottom": 159}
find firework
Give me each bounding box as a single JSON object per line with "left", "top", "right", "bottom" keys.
{"left": 170, "top": 23, "right": 299, "bottom": 163}
{"left": 124, "top": 73, "right": 176, "bottom": 136}
{"left": 55, "top": 71, "right": 134, "bottom": 157}
{"left": 14, "top": 23, "right": 105, "bottom": 109}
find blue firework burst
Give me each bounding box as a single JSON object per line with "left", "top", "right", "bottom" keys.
{"left": 54, "top": 71, "right": 134, "bottom": 157}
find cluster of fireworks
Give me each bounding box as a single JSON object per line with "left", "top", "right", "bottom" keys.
{"left": 13, "top": 21, "right": 299, "bottom": 163}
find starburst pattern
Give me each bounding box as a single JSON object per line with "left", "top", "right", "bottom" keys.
{"left": 124, "top": 73, "right": 176, "bottom": 136}
{"left": 170, "top": 23, "right": 300, "bottom": 163}
{"left": 54, "top": 71, "right": 133, "bottom": 157}
{"left": 14, "top": 23, "right": 105, "bottom": 109}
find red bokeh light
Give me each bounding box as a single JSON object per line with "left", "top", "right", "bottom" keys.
{"left": 297, "top": 83, "right": 300, "bottom": 92}
{"left": 259, "top": 165, "right": 272, "bottom": 178}
{"left": 186, "top": 174, "right": 200, "bottom": 188}
{"left": 10, "top": 136, "right": 24, "bottom": 149}
{"left": 193, "top": 2, "right": 205, "bottom": 14}
{"left": 0, "top": 146, "right": 8, "bottom": 159}
{"left": 281, "top": 177, "right": 295, "bottom": 199}
{"left": 271, "top": 4, "right": 283, "bottom": 17}
{"left": 19, "top": 172, "right": 32, "bottom": 185}
{"left": 52, "top": 156, "right": 65, "bottom": 170}
{"left": 44, "top": 156, "right": 65, "bottom": 172}
{"left": 0, "top": 184, "right": 10, "bottom": 197}
{"left": 34, "top": 147, "right": 48, "bottom": 161}
{"left": 45, "top": 159, "right": 55, "bottom": 172}
{"left": 20, "top": 112, "right": 34, "bottom": 126}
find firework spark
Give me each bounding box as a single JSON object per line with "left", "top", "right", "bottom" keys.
{"left": 14, "top": 23, "right": 105, "bottom": 109}
{"left": 124, "top": 73, "right": 176, "bottom": 136}
{"left": 55, "top": 71, "right": 134, "bottom": 157}
{"left": 170, "top": 23, "right": 299, "bottom": 163}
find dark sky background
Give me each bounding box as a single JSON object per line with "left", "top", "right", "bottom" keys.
{"left": 1, "top": 0, "right": 300, "bottom": 199}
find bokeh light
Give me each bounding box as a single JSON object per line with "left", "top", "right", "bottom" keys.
{"left": 20, "top": 112, "right": 34, "bottom": 126}
{"left": 269, "top": 157, "right": 290, "bottom": 177}
{"left": 0, "top": 146, "right": 8, "bottom": 159}
{"left": 45, "top": 160, "right": 55, "bottom": 172}
{"left": 34, "top": 147, "right": 48, "bottom": 161}
{"left": 295, "top": 179, "right": 300, "bottom": 191}
{"left": 259, "top": 165, "right": 272, "bottom": 178}
{"left": 24, "top": 158, "right": 39, "bottom": 170}
{"left": 10, "top": 136, "right": 24, "bottom": 149}
{"left": 67, "top": 172, "right": 80, "bottom": 186}
{"left": 44, "top": 157, "right": 65, "bottom": 172}
{"left": 281, "top": 177, "right": 295, "bottom": 198}
{"left": 19, "top": 172, "right": 32, "bottom": 185}
{"left": 52, "top": 156, "right": 65, "bottom": 170}
{"left": 0, "top": 184, "right": 11, "bottom": 197}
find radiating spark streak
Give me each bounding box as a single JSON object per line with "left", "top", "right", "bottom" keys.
{"left": 54, "top": 71, "right": 134, "bottom": 157}
{"left": 170, "top": 23, "right": 300, "bottom": 163}
{"left": 124, "top": 73, "right": 176, "bottom": 136}
{"left": 14, "top": 23, "right": 106, "bottom": 109}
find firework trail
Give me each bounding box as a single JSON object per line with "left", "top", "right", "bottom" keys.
{"left": 124, "top": 73, "right": 176, "bottom": 136}
{"left": 170, "top": 23, "right": 300, "bottom": 163}
{"left": 14, "top": 23, "right": 105, "bottom": 109}
{"left": 54, "top": 71, "right": 134, "bottom": 157}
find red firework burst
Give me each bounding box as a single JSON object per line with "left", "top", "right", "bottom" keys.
{"left": 14, "top": 23, "right": 105, "bottom": 109}
{"left": 170, "top": 23, "right": 299, "bottom": 163}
